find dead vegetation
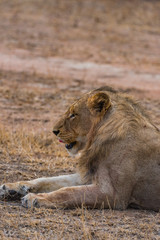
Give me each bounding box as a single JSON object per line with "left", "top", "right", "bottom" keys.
{"left": 0, "top": 0, "right": 160, "bottom": 239}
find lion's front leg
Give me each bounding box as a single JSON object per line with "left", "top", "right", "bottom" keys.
{"left": 21, "top": 185, "right": 112, "bottom": 209}
{"left": 21, "top": 193, "right": 54, "bottom": 208}
{"left": 0, "top": 173, "right": 82, "bottom": 201}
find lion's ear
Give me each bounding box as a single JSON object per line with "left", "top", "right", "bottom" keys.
{"left": 87, "top": 92, "right": 111, "bottom": 116}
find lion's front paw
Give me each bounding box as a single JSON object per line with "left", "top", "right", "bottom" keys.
{"left": 21, "top": 193, "right": 54, "bottom": 209}
{"left": 0, "top": 183, "right": 30, "bottom": 200}
{"left": 21, "top": 193, "right": 39, "bottom": 208}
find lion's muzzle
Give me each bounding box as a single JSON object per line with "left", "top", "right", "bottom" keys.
{"left": 53, "top": 130, "right": 60, "bottom": 136}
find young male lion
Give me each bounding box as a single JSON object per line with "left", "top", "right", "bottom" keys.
{"left": 0, "top": 87, "right": 160, "bottom": 211}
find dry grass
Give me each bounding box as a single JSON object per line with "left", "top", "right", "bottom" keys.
{"left": 0, "top": 0, "right": 160, "bottom": 239}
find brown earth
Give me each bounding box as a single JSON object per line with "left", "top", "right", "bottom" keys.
{"left": 0, "top": 0, "right": 160, "bottom": 239}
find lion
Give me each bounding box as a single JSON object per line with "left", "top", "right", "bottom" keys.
{"left": 0, "top": 86, "right": 160, "bottom": 211}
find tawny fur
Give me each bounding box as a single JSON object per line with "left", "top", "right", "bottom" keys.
{"left": 0, "top": 87, "right": 160, "bottom": 211}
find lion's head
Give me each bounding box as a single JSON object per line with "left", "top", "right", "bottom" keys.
{"left": 53, "top": 89, "right": 111, "bottom": 155}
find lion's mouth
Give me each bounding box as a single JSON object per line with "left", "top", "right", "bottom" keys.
{"left": 65, "top": 142, "right": 77, "bottom": 150}
{"left": 58, "top": 139, "right": 77, "bottom": 150}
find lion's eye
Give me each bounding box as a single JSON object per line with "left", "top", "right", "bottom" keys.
{"left": 70, "top": 114, "right": 75, "bottom": 119}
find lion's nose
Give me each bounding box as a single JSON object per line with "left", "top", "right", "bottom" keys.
{"left": 53, "top": 130, "right": 60, "bottom": 136}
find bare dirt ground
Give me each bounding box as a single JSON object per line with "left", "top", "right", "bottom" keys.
{"left": 0, "top": 0, "right": 160, "bottom": 239}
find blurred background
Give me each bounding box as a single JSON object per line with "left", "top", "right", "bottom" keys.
{"left": 0, "top": 0, "right": 159, "bottom": 128}
{"left": 0, "top": 0, "right": 160, "bottom": 66}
